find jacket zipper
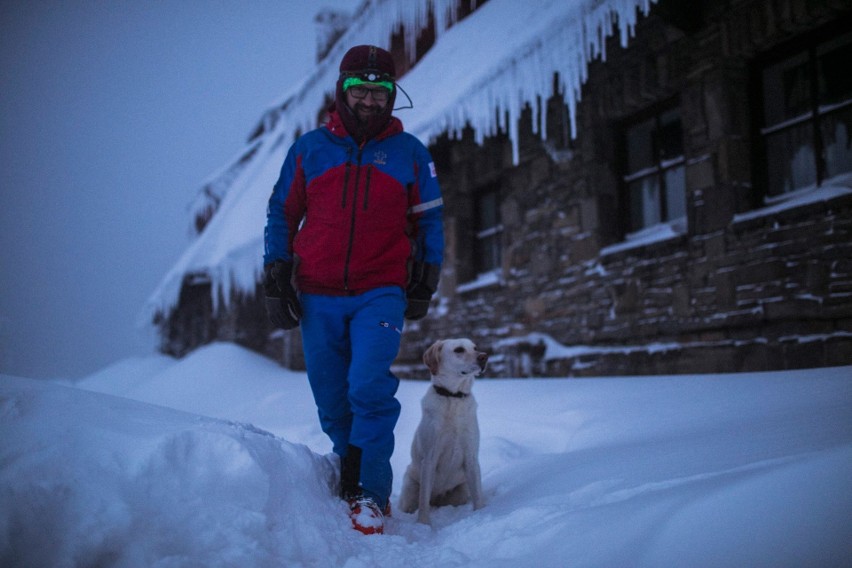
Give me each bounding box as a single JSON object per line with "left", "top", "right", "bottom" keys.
{"left": 343, "top": 145, "right": 364, "bottom": 291}
{"left": 341, "top": 148, "right": 353, "bottom": 209}
{"left": 363, "top": 165, "right": 373, "bottom": 210}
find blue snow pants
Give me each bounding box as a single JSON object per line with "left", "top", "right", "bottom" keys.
{"left": 299, "top": 286, "right": 405, "bottom": 510}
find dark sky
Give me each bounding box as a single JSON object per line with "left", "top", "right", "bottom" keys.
{"left": 0, "top": 0, "right": 354, "bottom": 379}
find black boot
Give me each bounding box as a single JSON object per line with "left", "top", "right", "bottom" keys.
{"left": 339, "top": 444, "right": 362, "bottom": 501}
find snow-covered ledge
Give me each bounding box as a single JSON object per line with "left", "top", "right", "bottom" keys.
{"left": 493, "top": 330, "right": 852, "bottom": 374}
{"left": 599, "top": 218, "right": 687, "bottom": 257}
{"left": 733, "top": 176, "right": 852, "bottom": 225}
{"left": 457, "top": 269, "right": 502, "bottom": 294}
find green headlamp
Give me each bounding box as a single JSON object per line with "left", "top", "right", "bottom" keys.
{"left": 343, "top": 76, "right": 394, "bottom": 93}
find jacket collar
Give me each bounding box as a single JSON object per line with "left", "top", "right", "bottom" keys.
{"left": 326, "top": 110, "right": 403, "bottom": 144}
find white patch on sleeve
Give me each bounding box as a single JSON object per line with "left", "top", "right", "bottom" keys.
{"left": 429, "top": 162, "right": 437, "bottom": 178}
{"left": 409, "top": 197, "right": 443, "bottom": 214}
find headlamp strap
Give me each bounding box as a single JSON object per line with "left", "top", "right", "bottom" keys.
{"left": 343, "top": 76, "right": 394, "bottom": 92}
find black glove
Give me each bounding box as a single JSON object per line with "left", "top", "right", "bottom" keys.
{"left": 405, "top": 262, "right": 440, "bottom": 320}
{"left": 264, "top": 260, "right": 302, "bottom": 330}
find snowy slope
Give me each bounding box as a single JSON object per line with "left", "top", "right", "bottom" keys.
{"left": 2, "top": 343, "right": 851, "bottom": 567}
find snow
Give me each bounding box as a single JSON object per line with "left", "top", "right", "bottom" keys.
{"left": 2, "top": 342, "right": 850, "bottom": 567}
{"left": 143, "top": 0, "right": 656, "bottom": 322}
{"left": 456, "top": 269, "right": 502, "bottom": 294}
{"left": 733, "top": 175, "right": 852, "bottom": 224}
{"left": 599, "top": 218, "right": 686, "bottom": 256}
{"left": 597, "top": 174, "right": 852, "bottom": 257}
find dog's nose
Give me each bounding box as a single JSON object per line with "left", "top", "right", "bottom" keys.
{"left": 477, "top": 352, "right": 488, "bottom": 368}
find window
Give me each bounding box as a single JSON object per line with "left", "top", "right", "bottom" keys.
{"left": 622, "top": 106, "right": 686, "bottom": 233}
{"left": 473, "top": 186, "right": 502, "bottom": 276}
{"left": 758, "top": 30, "right": 852, "bottom": 198}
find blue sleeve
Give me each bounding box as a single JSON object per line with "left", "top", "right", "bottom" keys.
{"left": 410, "top": 140, "right": 444, "bottom": 266}
{"left": 263, "top": 142, "right": 303, "bottom": 265}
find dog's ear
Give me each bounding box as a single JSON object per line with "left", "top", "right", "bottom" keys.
{"left": 423, "top": 340, "right": 444, "bottom": 375}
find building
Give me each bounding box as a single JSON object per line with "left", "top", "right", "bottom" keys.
{"left": 147, "top": 0, "right": 852, "bottom": 378}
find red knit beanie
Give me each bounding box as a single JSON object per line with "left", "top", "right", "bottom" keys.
{"left": 334, "top": 45, "right": 397, "bottom": 142}
{"left": 339, "top": 44, "right": 396, "bottom": 81}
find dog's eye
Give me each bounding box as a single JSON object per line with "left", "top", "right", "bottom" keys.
{"left": 454, "top": 347, "right": 465, "bottom": 353}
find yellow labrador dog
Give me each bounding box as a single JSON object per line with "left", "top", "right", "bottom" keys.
{"left": 399, "top": 339, "right": 488, "bottom": 524}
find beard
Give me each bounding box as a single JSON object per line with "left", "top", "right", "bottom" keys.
{"left": 352, "top": 102, "right": 384, "bottom": 123}
{"left": 334, "top": 92, "right": 394, "bottom": 143}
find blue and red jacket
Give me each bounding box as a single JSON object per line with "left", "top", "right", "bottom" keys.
{"left": 264, "top": 110, "right": 444, "bottom": 296}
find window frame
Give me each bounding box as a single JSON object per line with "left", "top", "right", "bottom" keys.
{"left": 618, "top": 98, "right": 687, "bottom": 238}
{"left": 471, "top": 183, "right": 503, "bottom": 280}
{"left": 750, "top": 18, "right": 852, "bottom": 203}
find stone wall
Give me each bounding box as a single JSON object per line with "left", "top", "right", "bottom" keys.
{"left": 392, "top": 0, "right": 852, "bottom": 378}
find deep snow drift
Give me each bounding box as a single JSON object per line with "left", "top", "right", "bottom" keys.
{"left": 1, "top": 343, "right": 850, "bottom": 567}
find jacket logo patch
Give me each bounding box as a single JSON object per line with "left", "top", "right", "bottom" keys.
{"left": 373, "top": 151, "right": 387, "bottom": 165}
{"left": 429, "top": 161, "right": 437, "bottom": 178}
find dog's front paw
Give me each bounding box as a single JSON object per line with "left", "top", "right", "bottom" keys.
{"left": 416, "top": 510, "right": 431, "bottom": 525}
{"left": 398, "top": 482, "right": 418, "bottom": 514}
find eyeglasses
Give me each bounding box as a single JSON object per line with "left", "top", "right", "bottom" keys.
{"left": 347, "top": 85, "right": 390, "bottom": 103}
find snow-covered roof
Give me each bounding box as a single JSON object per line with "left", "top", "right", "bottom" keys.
{"left": 142, "top": 0, "right": 656, "bottom": 322}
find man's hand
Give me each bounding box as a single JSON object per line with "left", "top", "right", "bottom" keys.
{"left": 405, "top": 262, "right": 440, "bottom": 320}
{"left": 264, "top": 260, "right": 302, "bottom": 330}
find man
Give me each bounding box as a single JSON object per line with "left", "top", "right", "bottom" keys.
{"left": 263, "top": 45, "right": 444, "bottom": 535}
